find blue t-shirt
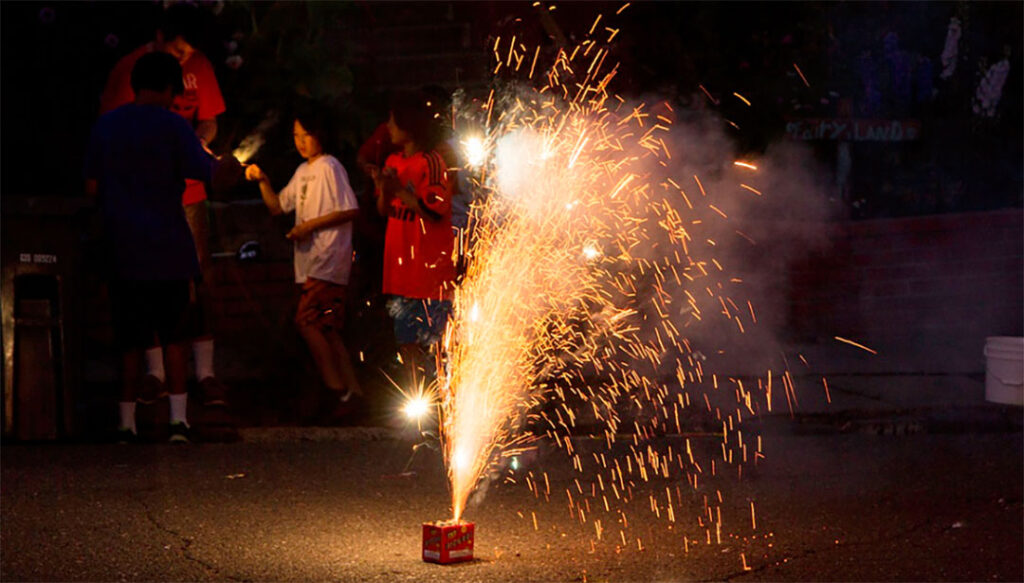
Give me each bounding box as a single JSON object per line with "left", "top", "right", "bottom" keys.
{"left": 85, "top": 103, "right": 212, "bottom": 280}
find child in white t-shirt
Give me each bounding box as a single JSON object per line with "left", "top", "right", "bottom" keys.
{"left": 245, "top": 108, "right": 361, "bottom": 422}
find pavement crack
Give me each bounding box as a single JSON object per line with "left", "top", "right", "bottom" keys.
{"left": 128, "top": 491, "right": 249, "bottom": 582}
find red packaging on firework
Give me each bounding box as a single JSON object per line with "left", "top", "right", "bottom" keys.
{"left": 422, "top": 520, "right": 474, "bottom": 564}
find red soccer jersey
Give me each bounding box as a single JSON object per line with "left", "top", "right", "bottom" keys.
{"left": 99, "top": 43, "right": 225, "bottom": 205}
{"left": 381, "top": 150, "right": 456, "bottom": 300}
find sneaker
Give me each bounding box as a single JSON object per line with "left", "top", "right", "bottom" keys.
{"left": 199, "top": 377, "right": 230, "bottom": 407}
{"left": 116, "top": 428, "right": 139, "bottom": 444}
{"left": 169, "top": 422, "right": 191, "bottom": 444}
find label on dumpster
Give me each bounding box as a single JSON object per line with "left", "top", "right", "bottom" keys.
{"left": 19, "top": 253, "right": 57, "bottom": 264}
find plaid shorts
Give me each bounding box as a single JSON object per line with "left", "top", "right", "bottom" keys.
{"left": 296, "top": 278, "right": 347, "bottom": 332}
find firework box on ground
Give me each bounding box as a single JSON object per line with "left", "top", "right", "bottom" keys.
{"left": 422, "top": 520, "right": 474, "bottom": 564}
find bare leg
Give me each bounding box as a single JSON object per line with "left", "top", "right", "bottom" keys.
{"left": 299, "top": 324, "right": 346, "bottom": 391}
{"left": 120, "top": 350, "right": 144, "bottom": 402}
{"left": 164, "top": 341, "right": 189, "bottom": 396}
{"left": 326, "top": 330, "right": 361, "bottom": 395}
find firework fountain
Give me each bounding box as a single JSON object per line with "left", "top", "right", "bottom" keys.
{"left": 426, "top": 5, "right": 822, "bottom": 563}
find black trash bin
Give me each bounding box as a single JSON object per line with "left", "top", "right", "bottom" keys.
{"left": 2, "top": 195, "right": 89, "bottom": 440}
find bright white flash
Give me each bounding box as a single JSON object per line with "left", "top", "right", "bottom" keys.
{"left": 462, "top": 136, "right": 487, "bottom": 168}
{"left": 582, "top": 242, "right": 601, "bottom": 261}
{"left": 452, "top": 447, "right": 470, "bottom": 470}
{"left": 403, "top": 395, "right": 432, "bottom": 419}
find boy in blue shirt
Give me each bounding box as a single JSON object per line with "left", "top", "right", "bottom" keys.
{"left": 85, "top": 51, "right": 215, "bottom": 443}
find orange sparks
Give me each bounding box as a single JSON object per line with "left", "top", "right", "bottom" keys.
{"left": 834, "top": 336, "right": 878, "bottom": 355}
{"left": 438, "top": 25, "right": 784, "bottom": 561}
{"left": 698, "top": 84, "right": 719, "bottom": 105}
{"left": 793, "top": 63, "right": 810, "bottom": 87}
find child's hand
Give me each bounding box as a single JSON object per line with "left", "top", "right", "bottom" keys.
{"left": 245, "top": 164, "right": 266, "bottom": 182}
{"left": 286, "top": 221, "right": 314, "bottom": 241}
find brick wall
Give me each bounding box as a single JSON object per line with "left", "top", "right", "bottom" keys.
{"left": 789, "top": 209, "right": 1023, "bottom": 373}
{"left": 78, "top": 207, "right": 1022, "bottom": 384}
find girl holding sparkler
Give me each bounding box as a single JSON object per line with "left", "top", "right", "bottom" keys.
{"left": 245, "top": 106, "right": 363, "bottom": 423}
{"left": 373, "top": 91, "right": 456, "bottom": 378}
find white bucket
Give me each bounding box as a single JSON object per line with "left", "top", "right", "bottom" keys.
{"left": 984, "top": 336, "right": 1024, "bottom": 406}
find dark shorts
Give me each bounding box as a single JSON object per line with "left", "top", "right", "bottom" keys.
{"left": 109, "top": 279, "right": 192, "bottom": 351}
{"left": 296, "top": 278, "right": 347, "bottom": 332}
{"left": 386, "top": 296, "right": 451, "bottom": 346}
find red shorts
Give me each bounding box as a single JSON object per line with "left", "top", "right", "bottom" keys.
{"left": 296, "top": 278, "right": 347, "bottom": 332}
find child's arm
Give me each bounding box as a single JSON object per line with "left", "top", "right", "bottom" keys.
{"left": 287, "top": 209, "right": 359, "bottom": 241}
{"left": 245, "top": 164, "right": 284, "bottom": 215}
{"left": 402, "top": 150, "right": 449, "bottom": 222}
{"left": 393, "top": 185, "right": 439, "bottom": 221}
{"left": 376, "top": 165, "right": 441, "bottom": 221}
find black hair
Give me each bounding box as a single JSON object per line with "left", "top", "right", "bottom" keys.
{"left": 130, "top": 51, "right": 185, "bottom": 95}
{"left": 158, "top": 2, "right": 203, "bottom": 48}
{"left": 294, "top": 102, "right": 335, "bottom": 154}
{"left": 389, "top": 90, "right": 437, "bottom": 150}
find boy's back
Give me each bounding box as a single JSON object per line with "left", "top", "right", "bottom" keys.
{"left": 86, "top": 103, "right": 211, "bottom": 281}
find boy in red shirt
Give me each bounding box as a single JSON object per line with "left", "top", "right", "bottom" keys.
{"left": 99, "top": 3, "right": 229, "bottom": 407}
{"left": 374, "top": 92, "right": 457, "bottom": 375}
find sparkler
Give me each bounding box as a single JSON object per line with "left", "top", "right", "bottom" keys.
{"left": 232, "top": 111, "right": 279, "bottom": 164}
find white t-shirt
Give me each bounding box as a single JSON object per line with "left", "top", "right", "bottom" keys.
{"left": 279, "top": 155, "right": 359, "bottom": 285}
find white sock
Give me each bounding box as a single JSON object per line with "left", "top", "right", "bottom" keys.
{"left": 145, "top": 347, "right": 165, "bottom": 382}
{"left": 169, "top": 393, "right": 189, "bottom": 427}
{"left": 119, "top": 401, "right": 137, "bottom": 433}
{"left": 193, "top": 338, "right": 215, "bottom": 381}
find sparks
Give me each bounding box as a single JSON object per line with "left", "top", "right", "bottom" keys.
{"left": 834, "top": 336, "right": 878, "bottom": 355}
{"left": 434, "top": 15, "right": 802, "bottom": 565}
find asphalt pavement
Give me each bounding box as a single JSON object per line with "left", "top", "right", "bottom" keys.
{"left": 2, "top": 374, "right": 1022, "bottom": 582}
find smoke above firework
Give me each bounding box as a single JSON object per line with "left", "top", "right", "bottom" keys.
{"left": 438, "top": 6, "right": 830, "bottom": 553}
